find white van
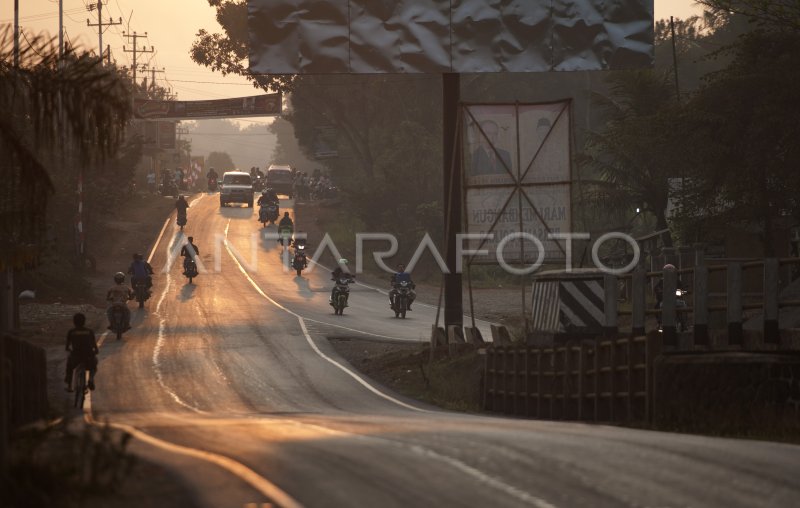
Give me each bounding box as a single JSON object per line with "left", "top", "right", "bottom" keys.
{"left": 219, "top": 171, "right": 253, "bottom": 207}
{"left": 266, "top": 164, "right": 294, "bottom": 198}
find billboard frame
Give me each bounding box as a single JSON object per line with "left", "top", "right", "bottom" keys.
{"left": 459, "top": 99, "right": 575, "bottom": 267}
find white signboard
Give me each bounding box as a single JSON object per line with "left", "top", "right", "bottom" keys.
{"left": 463, "top": 101, "right": 572, "bottom": 264}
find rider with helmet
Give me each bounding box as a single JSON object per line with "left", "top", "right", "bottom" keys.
{"left": 278, "top": 212, "right": 294, "bottom": 245}
{"left": 106, "top": 272, "right": 132, "bottom": 330}
{"left": 128, "top": 253, "right": 154, "bottom": 297}
{"left": 258, "top": 187, "right": 279, "bottom": 205}
{"left": 330, "top": 258, "right": 354, "bottom": 305}
{"left": 389, "top": 263, "right": 416, "bottom": 311}
{"left": 180, "top": 237, "right": 200, "bottom": 274}
{"left": 207, "top": 167, "right": 219, "bottom": 191}
{"left": 654, "top": 263, "right": 683, "bottom": 308}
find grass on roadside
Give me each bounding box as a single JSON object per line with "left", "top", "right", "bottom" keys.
{"left": 2, "top": 419, "right": 135, "bottom": 508}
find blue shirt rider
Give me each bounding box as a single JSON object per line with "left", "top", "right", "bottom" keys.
{"left": 390, "top": 264, "right": 416, "bottom": 310}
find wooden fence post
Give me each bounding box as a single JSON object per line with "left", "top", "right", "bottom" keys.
{"left": 727, "top": 262, "right": 743, "bottom": 346}
{"left": 764, "top": 258, "right": 780, "bottom": 345}
{"left": 646, "top": 332, "right": 662, "bottom": 425}
{"left": 661, "top": 268, "right": 678, "bottom": 347}
{"left": 693, "top": 265, "right": 709, "bottom": 346}
{"left": 0, "top": 335, "right": 7, "bottom": 474}
{"left": 604, "top": 274, "right": 618, "bottom": 337}
{"left": 632, "top": 268, "right": 646, "bottom": 336}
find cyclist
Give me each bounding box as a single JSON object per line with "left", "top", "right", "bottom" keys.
{"left": 64, "top": 313, "right": 99, "bottom": 392}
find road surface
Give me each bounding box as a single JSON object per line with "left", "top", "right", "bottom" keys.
{"left": 87, "top": 194, "right": 800, "bottom": 508}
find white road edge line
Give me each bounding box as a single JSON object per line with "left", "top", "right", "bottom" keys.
{"left": 224, "top": 221, "right": 431, "bottom": 413}
{"left": 84, "top": 412, "right": 303, "bottom": 508}
{"left": 87, "top": 195, "right": 303, "bottom": 508}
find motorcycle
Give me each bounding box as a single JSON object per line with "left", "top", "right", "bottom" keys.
{"left": 161, "top": 180, "right": 178, "bottom": 197}
{"left": 657, "top": 287, "right": 689, "bottom": 333}
{"left": 132, "top": 278, "right": 150, "bottom": 309}
{"left": 108, "top": 303, "right": 127, "bottom": 341}
{"left": 184, "top": 258, "right": 198, "bottom": 284}
{"left": 291, "top": 244, "right": 308, "bottom": 276}
{"left": 177, "top": 211, "right": 187, "bottom": 230}
{"left": 331, "top": 275, "right": 352, "bottom": 316}
{"left": 391, "top": 280, "right": 412, "bottom": 319}
{"left": 258, "top": 201, "right": 279, "bottom": 227}
{"left": 208, "top": 177, "right": 218, "bottom": 192}
{"left": 278, "top": 225, "right": 293, "bottom": 246}
{"left": 252, "top": 175, "right": 265, "bottom": 192}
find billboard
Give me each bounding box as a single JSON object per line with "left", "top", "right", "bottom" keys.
{"left": 248, "top": 0, "right": 653, "bottom": 74}
{"left": 133, "top": 94, "right": 282, "bottom": 120}
{"left": 463, "top": 101, "right": 572, "bottom": 264}
{"left": 132, "top": 121, "right": 176, "bottom": 149}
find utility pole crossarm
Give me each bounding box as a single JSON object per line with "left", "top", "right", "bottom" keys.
{"left": 122, "top": 31, "right": 155, "bottom": 92}
{"left": 86, "top": 1, "right": 122, "bottom": 62}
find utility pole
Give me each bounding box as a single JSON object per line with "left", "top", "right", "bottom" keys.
{"left": 123, "top": 32, "right": 154, "bottom": 92}
{"left": 86, "top": 1, "right": 122, "bottom": 62}
{"left": 140, "top": 65, "right": 166, "bottom": 92}
{"left": 59, "top": 0, "right": 64, "bottom": 59}
{"left": 670, "top": 16, "right": 681, "bottom": 103}
{"left": 13, "top": 0, "right": 19, "bottom": 67}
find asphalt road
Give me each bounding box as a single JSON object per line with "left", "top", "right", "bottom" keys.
{"left": 88, "top": 194, "right": 800, "bottom": 508}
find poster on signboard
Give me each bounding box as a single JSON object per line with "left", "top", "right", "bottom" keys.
{"left": 462, "top": 101, "right": 572, "bottom": 265}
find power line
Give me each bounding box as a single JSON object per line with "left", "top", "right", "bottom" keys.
{"left": 168, "top": 79, "right": 255, "bottom": 86}
{"left": 0, "top": 7, "right": 85, "bottom": 24}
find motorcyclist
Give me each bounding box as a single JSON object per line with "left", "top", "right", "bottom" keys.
{"left": 258, "top": 188, "right": 279, "bottom": 205}
{"left": 176, "top": 195, "right": 189, "bottom": 221}
{"left": 330, "top": 258, "right": 354, "bottom": 305}
{"left": 291, "top": 234, "right": 308, "bottom": 271}
{"left": 128, "top": 253, "right": 154, "bottom": 297}
{"left": 278, "top": 212, "right": 294, "bottom": 245}
{"left": 207, "top": 167, "right": 219, "bottom": 191}
{"left": 654, "top": 263, "right": 687, "bottom": 326}
{"left": 64, "top": 312, "right": 99, "bottom": 392}
{"left": 106, "top": 272, "right": 132, "bottom": 331}
{"left": 180, "top": 237, "right": 199, "bottom": 274}
{"left": 389, "top": 263, "right": 416, "bottom": 311}
{"left": 653, "top": 264, "right": 686, "bottom": 307}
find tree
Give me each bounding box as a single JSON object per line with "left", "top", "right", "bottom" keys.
{"left": 673, "top": 28, "right": 800, "bottom": 255}
{"left": 190, "top": 0, "right": 293, "bottom": 94}
{"left": 697, "top": 0, "right": 800, "bottom": 31}
{"left": 206, "top": 151, "right": 236, "bottom": 172}
{"left": 0, "top": 27, "right": 132, "bottom": 271}
{"left": 581, "top": 70, "right": 684, "bottom": 245}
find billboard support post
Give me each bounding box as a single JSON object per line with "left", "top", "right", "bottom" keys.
{"left": 443, "top": 73, "right": 463, "bottom": 329}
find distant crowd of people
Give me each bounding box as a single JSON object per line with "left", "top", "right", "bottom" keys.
{"left": 292, "top": 170, "right": 338, "bottom": 201}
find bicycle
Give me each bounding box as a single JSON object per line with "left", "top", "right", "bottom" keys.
{"left": 72, "top": 362, "right": 88, "bottom": 409}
